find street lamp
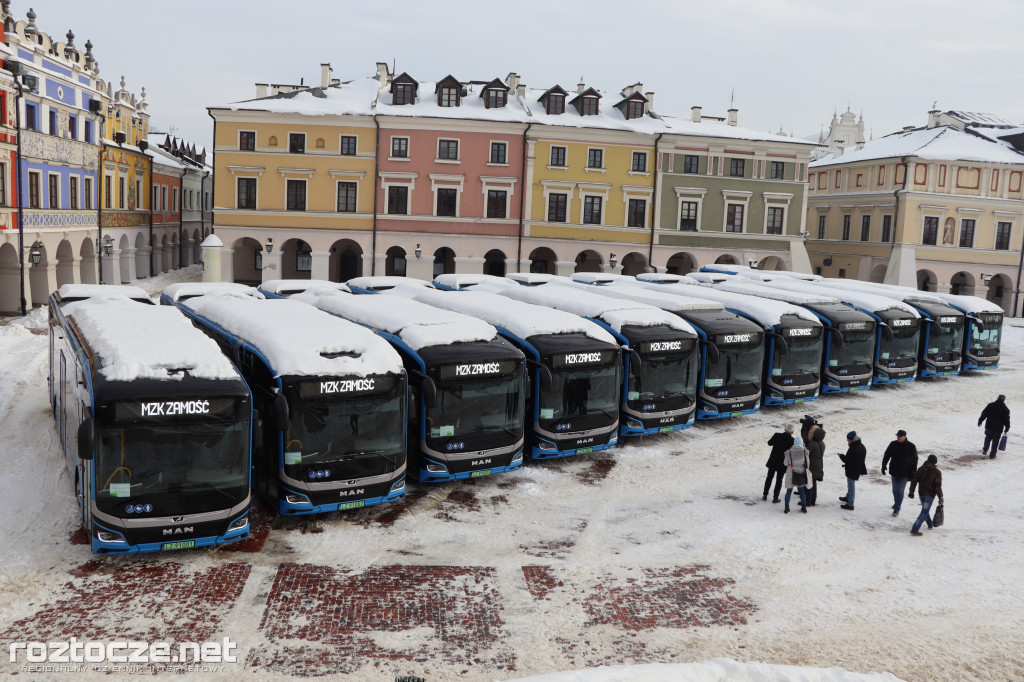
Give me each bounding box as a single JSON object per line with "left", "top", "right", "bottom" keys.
{"left": 748, "top": 258, "right": 758, "bottom": 269}
{"left": 28, "top": 241, "right": 42, "bottom": 266}
{"left": 981, "top": 273, "right": 994, "bottom": 285}
{"left": 102, "top": 235, "right": 114, "bottom": 256}
{"left": 609, "top": 253, "right": 617, "bottom": 269}
{"left": 265, "top": 237, "right": 273, "bottom": 254}
{"left": 414, "top": 243, "right": 422, "bottom": 259}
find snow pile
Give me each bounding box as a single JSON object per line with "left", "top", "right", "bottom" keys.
{"left": 161, "top": 281, "right": 262, "bottom": 302}
{"left": 56, "top": 283, "right": 151, "bottom": 302}
{"left": 510, "top": 659, "right": 904, "bottom": 682}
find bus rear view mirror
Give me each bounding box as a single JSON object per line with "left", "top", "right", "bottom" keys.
{"left": 969, "top": 315, "right": 984, "bottom": 330}
{"left": 880, "top": 324, "right": 894, "bottom": 342}
{"left": 702, "top": 340, "right": 720, "bottom": 364}
{"left": 626, "top": 347, "right": 642, "bottom": 370}
{"left": 410, "top": 370, "right": 438, "bottom": 408}
{"left": 274, "top": 392, "right": 289, "bottom": 431}
{"left": 526, "top": 360, "right": 553, "bottom": 392}
{"left": 829, "top": 328, "right": 845, "bottom": 350}
{"left": 77, "top": 417, "right": 94, "bottom": 461}
{"left": 772, "top": 332, "right": 789, "bottom": 355}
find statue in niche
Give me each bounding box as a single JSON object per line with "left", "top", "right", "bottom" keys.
{"left": 942, "top": 217, "right": 955, "bottom": 245}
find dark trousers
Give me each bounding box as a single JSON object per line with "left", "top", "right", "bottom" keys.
{"left": 805, "top": 484, "right": 818, "bottom": 505}
{"left": 984, "top": 430, "right": 1003, "bottom": 457}
{"left": 764, "top": 469, "right": 785, "bottom": 500}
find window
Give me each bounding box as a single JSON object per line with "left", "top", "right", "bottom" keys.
{"left": 683, "top": 155, "right": 699, "bottom": 174}
{"left": 48, "top": 174, "right": 58, "bottom": 208}
{"left": 289, "top": 133, "right": 305, "bottom": 154}
{"left": 161, "top": 186, "right": 167, "bottom": 212}
{"left": 172, "top": 187, "right": 179, "bottom": 212}
{"left": 587, "top": 148, "right": 603, "bottom": 169}
{"left": 767, "top": 206, "right": 784, "bottom": 235}
{"left": 387, "top": 186, "right": 408, "bottom": 215}
{"left": 286, "top": 179, "right": 306, "bottom": 211}
{"left": 239, "top": 131, "right": 256, "bottom": 151}
{"left": 839, "top": 268, "right": 847, "bottom": 278}
{"left": 486, "top": 190, "right": 507, "bottom": 219}
{"left": 546, "top": 94, "right": 565, "bottom": 115}
{"left": 861, "top": 215, "right": 871, "bottom": 241}
{"left": 490, "top": 142, "right": 507, "bottom": 165}
{"left": 959, "top": 219, "right": 975, "bottom": 248}
{"left": 922, "top": 216, "right": 938, "bottom": 245}
{"left": 631, "top": 152, "right": 647, "bottom": 173}
{"left": 439, "top": 87, "right": 458, "bottom": 107}
{"left": 626, "top": 100, "right": 644, "bottom": 120}
{"left": 28, "top": 172, "right": 40, "bottom": 208}
{"left": 337, "top": 182, "right": 357, "bottom": 212}
{"left": 729, "top": 158, "right": 745, "bottom": 177}
{"left": 436, "top": 188, "right": 457, "bottom": 217}
{"left": 24, "top": 103, "right": 36, "bottom": 131}
{"left": 296, "top": 246, "right": 312, "bottom": 272}
{"left": 881, "top": 215, "right": 892, "bottom": 243}
{"left": 627, "top": 199, "right": 645, "bottom": 227}
{"left": 680, "top": 201, "right": 698, "bottom": 231}
{"left": 84, "top": 177, "right": 92, "bottom": 210}
{"left": 726, "top": 204, "right": 744, "bottom": 232}
{"left": 254, "top": 249, "right": 263, "bottom": 271}
{"left": 817, "top": 214, "right": 826, "bottom": 239}
{"left": 68, "top": 115, "right": 77, "bottom": 140}
{"left": 580, "top": 96, "right": 599, "bottom": 116}
{"left": 0, "top": 164, "right": 6, "bottom": 205}
{"left": 550, "top": 146, "right": 566, "bottom": 167}
{"left": 138, "top": 180, "right": 143, "bottom": 210}
{"left": 49, "top": 109, "right": 57, "bottom": 135}
{"left": 391, "top": 137, "right": 408, "bottom": 158}
{"left": 770, "top": 161, "right": 785, "bottom": 179}
{"left": 237, "top": 178, "right": 257, "bottom": 209}
{"left": 84, "top": 120, "right": 92, "bottom": 143}
{"left": 438, "top": 139, "right": 458, "bottom": 160}
{"left": 340, "top": 136, "right": 357, "bottom": 156}
{"left": 842, "top": 215, "right": 851, "bottom": 241}
{"left": 69, "top": 176, "right": 78, "bottom": 209}
{"left": 995, "top": 222, "right": 1012, "bottom": 250}
{"left": 119, "top": 177, "right": 125, "bottom": 209}
{"left": 583, "top": 196, "right": 602, "bottom": 224}
{"left": 815, "top": 266, "right": 823, "bottom": 276}
{"left": 104, "top": 176, "right": 112, "bottom": 209}
{"left": 547, "top": 193, "right": 567, "bottom": 222}
{"left": 484, "top": 89, "right": 505, "bottom": 109}
{"left": 393, "top": 83, "right": 414, "bottom": 105}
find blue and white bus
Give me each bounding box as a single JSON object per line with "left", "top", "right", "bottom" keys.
{"left": 260, "top": 282, "right": 527, "bottom": 482}
{"left": 48, "top": 285, "right": 252, "bottom": 554}
{"left": 168, "top": 289, "right": 409, "bottom": 515}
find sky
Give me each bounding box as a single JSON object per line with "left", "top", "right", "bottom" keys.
{"left": 18, "top": 0, "right": 1024, "bottom": 152}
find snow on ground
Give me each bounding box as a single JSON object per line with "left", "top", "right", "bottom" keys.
{"left": 0, "top": 265, "right": 1022, "bottom": 681}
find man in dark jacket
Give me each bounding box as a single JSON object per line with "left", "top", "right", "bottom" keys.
{"left": 881, "top": 429, "right": 918, "bottom": 517}
{"left": 838, "top": 431, "right": 867, "bottom": 511}
{"left": 764, "top": 424, "right": 794, "bottom": 503}
{"left": 805, "top": 424, "right": 826, "bottom": 506}
{"left": 978, "top": 395, "right": 1010, "bottom": 459}
{"left": 909, "top": 454, "right": 944, "bottom": 535}
{"left": 799, "top": 415, "right": 816, "bottom": 445}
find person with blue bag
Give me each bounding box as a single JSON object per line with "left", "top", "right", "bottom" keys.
{"left": 978, "top": 395, "right": 1010, "bottom": 459}
{"left": 909, "top": 454, "right": 944, "bottom": 535}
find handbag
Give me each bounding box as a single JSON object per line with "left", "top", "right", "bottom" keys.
{"left": 999, "top": 434, "right": 1007, "bottom": 451}
{"left": 933, "top": 504, "right": 944, "bottom": 528}
{"left": 792, "top": 469, "right": 808, "bottom": 487}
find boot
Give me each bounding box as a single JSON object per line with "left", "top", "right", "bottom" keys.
{"left": 840, "top": 504, "right": 854, "bottom": 510}
{"left": 784, "top": 505, "right": 790, "bottom": 514}
{"left": 800, "top": 505, "right": 807, "bottom": 513}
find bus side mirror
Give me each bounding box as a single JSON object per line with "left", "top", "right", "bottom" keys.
{"left": 77, "top": 417, "right": 94, "bottom": 461}
{"left": 830, "top": 327, "right": 845, "bottom": 349}
{"left": 626, "top": 346, "right": 642, "bottom": 370}
{"left": 410, "top": 370, "right": 438, "bottom": 408}
{"left": 880, "top": 324, "right": 893, "bottom": 342}
{"left": 928, "top": 319, "right": 941, "bottom": 335}
{"left": 274, "top": 392, "right": 289, "bottom": 431}
{"left": 526, "top": 359, "right": 552, "bottom": 392}
{"left": 969, "top": 315, "right": 984, "bottom": 330}
{"left": 702, "top": 340, "right": 720, "bottom": 364}
{"left": 772, "top": 332, "right": 789, "bottom": 355}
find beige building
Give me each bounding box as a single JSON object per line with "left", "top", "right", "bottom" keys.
{"left": 806, "top": 109, "right": 1024, "bottom": 315}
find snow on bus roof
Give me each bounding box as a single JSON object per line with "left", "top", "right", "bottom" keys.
{"left": 633, "top": 281, "right": 820, "bottom": 328}
{"left": 928, "top": 291, "right": 1005, "bottom": 315}
{"left": 574, "top": 280, "right": 725, "bottom": 314}
{"left": 714, "top": 279, "right": 842, "bottom": 306}
{"left": 505, "top": 272, "right": 556, "bottom": 286}
{"left": 387, "top": 287, "right": 619, "bottom": 344}
{"left": 161, "top": 282, "right": 263, "bottom": 302}
{"left": 65, "top": 298, "right": 240, "bottom": 382}
{"left": 346, "top": 276, "right": 435, "bottom": 292}
{"left": 635, "top": 273, "right": 702, "bottom": 285}
{"left": 433, "top": 273, "right": 517, "bottom": 290}
{"left": 259, "top": 279, "right": 350, "bottom": 296}
{"left": 498, "top": 280, "right": 696, "bottom": 336}
{"left": 815, "top": 279, "right": 951, "bottom": 307}
{"left": 292, "top": 289, "right": 498, "bottom": 351}
{"left": 764, "top": 279, "right": 920, "bottom": 318}
{"left": 57, "top": 283, "right": 151, "bottom": 302}
{"left": 184, "top": 295, "right": 402, "bottom": 377}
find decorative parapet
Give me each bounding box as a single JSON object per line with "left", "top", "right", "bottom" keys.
{"left": 22, "top": 209, "right": 98, "bottom": 229}
{"left": 100, "top": 210, "right": 148, "bottom": 228}
{"left": 21, "top": 131, "right": 100, "bottom": 169}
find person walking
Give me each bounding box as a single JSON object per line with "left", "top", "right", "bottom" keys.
{"left": 764, "top": 424, "right": 795, "bottom": 503}
{"left": 783, "top": 435, "right": 812, "bottom": 514}
{"left": 978, "top": 394, "right": 1010, "bottom": 459}
{"left": 881, "top": 429, "right": 918, "bottom": 517}
{"left": 838, "top": 431, "right": 867, "bottom": 511}
{"left": 908, "top": 454, "right": 944, "bottom": 535}
{"left": 805, "top": 422, "right": 826, "bottom": 506}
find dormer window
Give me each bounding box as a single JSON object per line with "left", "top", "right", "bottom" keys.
{"left": 626, "top": 100, "right": 644, "bottom": 120}
{"left": 485, "top": 89, "right": 506, "bottom": 109}
{"left": 571, "top": 88, "right": 602, "bottom": 116}
{"left": 546, "top": 95, "right": 564, "bottom": 114}
{"left": 435, "top": 76, "right": 462, "bottom": 107}
{"left": 394, "top": 83, "right": 414, "bottom": 105}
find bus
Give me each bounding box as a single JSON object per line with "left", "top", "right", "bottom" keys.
{"left": 262, "top": 283, "right": 527, "bottom": 482}
{"left": 714, "top": 279, "right": 876, "bottom": 394}
{"left": 48, "top": 285, "right": 252, "bottom": 554}
{"left": 169, "top": 291, "right": 409, "bottom": 515}
{"left": 160, "top": 282, "right": 265, "bottom": 304}
{"left": 763, "top": 279, "right": 921, "bottom": 385}
{"left": 811, "top": 279, "right": 964, "bottom": 377}
{"left": 566, "top": 276, "right": 765, "bottom": 419}
{"left": 628, "top": 275, "right": 824, "bottom": 406}
{"left": 390, "top": 280, "right": 626, "bottom": 454}
{"left": 436, "top": 275, "right": 690, "bottom": 438}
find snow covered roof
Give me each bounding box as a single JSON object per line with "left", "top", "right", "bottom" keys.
{"left": 811, "top": 125, "right": 1024, "bottom": 167}
{"left": 814, "top": 279, "right": 950, "bottom": 306}
{"left": 346, "top": 276, "right": 435, "bottom": 292}
{"left": 630, "top": 281, "right": 820, "bottom": 328}
{"left": 65, "top": 298, "right": 240, "bottom": 382}
{"left": 661, "top": 115, "right": 817, "bottom": 146}
{"left": 764, "top": 279, "right": 920, "bottom": 318}
{"left": 506, "top": 272, "right": 557, "bottom": 286}
{"left": 181, "top": 295, "right": 402, "bottom": 377}
{"left": 292, "top": 289, "right": 499, "bottom": 351}
{"left": 635, "top": 273, "right": 701, "bottom": 285}
{"left": 700, "top": 264, "right": 781, "bottom": 282}
{"left": 767, "top": 270, "right": 822, "bottom": 282}
{"left": 57, "top": 283, "right": 151, "bottom": 303}
{"left": 161, "top": 282, "right": 262, "bottom": 302}
{"left": 686, "top": 272, "right": 733, "bottom": 285}
{"left": 385, "top": 287, "right": 618, "bottom": 344}
{"left": 715, "top": 279, "right": 841, "bottom": 306}
{"left": 944, "top": 110, "right": 1020, "bottom": 128}
{"left": 575, "top": 281, "right": 724, "bottom": 314}
{"left": 259, "top": 279, "right": 350, "bottom": 296}
{"left": 432, "top": 274, "right": 516, "bottom": 291}
{"left": 928, "top": 291, "right": 1005, "bottom": 315}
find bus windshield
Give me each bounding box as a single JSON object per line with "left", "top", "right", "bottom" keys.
{"left": 541, "top": 365, "right": 620, "bottom": 425}
{"left": 930, "top": 322, "right": 963, "bottom": 355}
{"left": 97, "top": 421, "right": 248, "bottom": 513}
{"left": 426, "top": 375, "right": 524, "bottom": 448}
{"left": 834, "top": 329, "right": 874, "bottom": 372}
{"left": 880, "top": 325, "right": 919, "bottom": 362}
{"left": 704, "top": 342, "right": 762, "bottom": 394}
{"left": 630, "top": 353, "right": 697, "bottom": 406}
{"left": 972, "top": 314, "right": 1002, "bottom": 351}
{"left": 286, "top": 392, "right": 405, "bottom": 476}
{"left": 776, "top": 336, "right": 822, "bottom": 381}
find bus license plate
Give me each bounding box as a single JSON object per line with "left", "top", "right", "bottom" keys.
{"left": 795, "top": 398, "right": 806, "bottom": 403}
{"left": 731, "top": 412, "right": 742, "bottom": 417}
{"left": 471, "top": 470, "right": 492, "bottom": 478}
{"left": 850, "top": 387, "right": 859, "bottom": 391}
{"left": 339, "top": 500, "right": 365, "bottom": 511}
{"left": 576, "top": 447, "right": 593, "bottom": 454}
{"left": 162, "top": 540, "right": 195, "bottom": 551}
{"left": 659, "top": 427, "right": 675, "bottom": 433}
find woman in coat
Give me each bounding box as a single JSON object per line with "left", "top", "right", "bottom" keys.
{"left": 805, "top": 424, "right": 826, "bottom": 506}
{"left": 783, "top": 435, "right": 813, "bottom": 514}
{"left": 764, "top": 424, "right": 795, "bottom": 503}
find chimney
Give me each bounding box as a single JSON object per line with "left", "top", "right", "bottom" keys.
{"left": 517, "top": 84, "right": 526, "bottom": 99}
{"left": 927, "top": 108, "right": 941, "bottom": 128}
{"left": 727, "top": 108, "right": 738, "bottom": 126}
{"left": 255, "top": 83, "right": 268, "bottom": 98}
{"left": 375, "top": 62, "right": 392, "bottom": 87}
{"left": 644, "top": 91, "right": 654, "bottom": 111}
{"left": 320, "top": 63, "right": 332, "bottom": 89}
{"left": 691, "top": 106, "right": 702, "bottom": 122}
{"left": 620, "top": 82, "right": 642, "bottom": 97}
{"left": 577, "top": 81, "right": 586, "bottom": 94}
{"left": 903, "top": 125, "right": 915, "bottom": 133}
{"left": 505, "top": 72, "right": 520, "bottom": 91}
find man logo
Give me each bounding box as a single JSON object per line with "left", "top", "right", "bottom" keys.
{"left": 162, "top": 526, "right": 193, "bottom": 536}
{"left": 339, "top": 489, "right": 365, "bottom": 497}
{"left": 471, "top": 459, "right": 492, "bottom": 467}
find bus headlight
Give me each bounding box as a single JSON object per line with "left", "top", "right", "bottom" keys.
{"left": 390, "top": 478, "right": 406, "bottom": 493}
{"left": 227, "top": 515, "right": 249, "bottom": 532}
{"left": 511, "top": 451, "right": 523, "bottom": 464}
{"left": 537, "top": 441, "right": 557, "bottom": 450}
{"left": 96, "top": 530, "right": 126, "bottom": 544}
{"left": 285, "top": 494, "right": 310, "bottom": 505}
{"left": 425, "top": 463, "right": 447, "bottom": 473}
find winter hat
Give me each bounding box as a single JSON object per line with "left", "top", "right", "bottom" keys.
{"left": 793, "top": 436, "right": 804, "bottom": 447}
{"left": 847, "top": 431, "right": 857, "bottom": 440}
{"left": 927, "top": 454, "right": 938, "bottom": 464}
{"left": 784, "top": 424, "right": 795, "bottom": 434}
{"left": 998, "top": 394, "right": 1006, "bottom": 402}
{"left": 896, "top": 429, "right": 907, "bottom": 437}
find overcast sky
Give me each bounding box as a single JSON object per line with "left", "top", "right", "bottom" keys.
{"left": 23, "top": 0, "right": 1024, "bottom": 150}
